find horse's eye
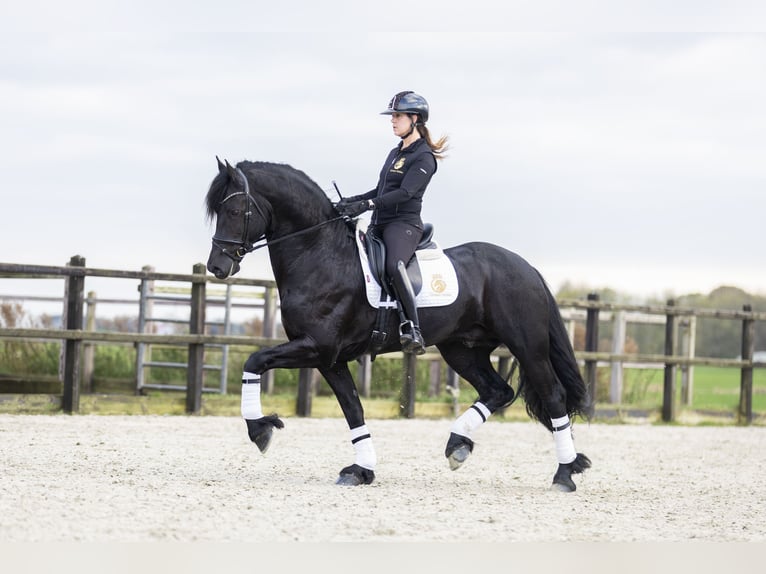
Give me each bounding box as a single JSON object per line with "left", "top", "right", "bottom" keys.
{"left": 229, "top": 209, "right": 241, "bottom": 217}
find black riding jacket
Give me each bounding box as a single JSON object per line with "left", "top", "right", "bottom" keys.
{"left": 354, "top": 137, "right": 437, "bottom": 228}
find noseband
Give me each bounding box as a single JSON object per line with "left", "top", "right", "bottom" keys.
{"left": 211, "top": 168, "right": 269, "bottom": 263}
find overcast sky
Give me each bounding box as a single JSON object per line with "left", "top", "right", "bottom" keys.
{"left": 2, "top": 1, "right": 766, "bottom": 309}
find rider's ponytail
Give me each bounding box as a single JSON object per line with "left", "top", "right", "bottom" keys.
{"left": 418, "top": 124, "right": 449, "bottom": 160}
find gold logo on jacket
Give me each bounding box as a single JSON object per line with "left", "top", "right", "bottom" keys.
{"left": 393, "top": 158, "right": 406, "bottom": 171}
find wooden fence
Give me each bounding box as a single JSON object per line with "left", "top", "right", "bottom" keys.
{"left": 2, "top": 257, "right": 764, "bottom": 424}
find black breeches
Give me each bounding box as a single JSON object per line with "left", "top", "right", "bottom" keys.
{"left": 380, "top": 222, "right": 422, "bottom": 279}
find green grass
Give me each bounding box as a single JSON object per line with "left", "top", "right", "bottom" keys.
{"left": 3, "top": 334, "right": 765, "bottom": 417}
{"left": 615, "top": 365, "right": 766, "bottom": 413}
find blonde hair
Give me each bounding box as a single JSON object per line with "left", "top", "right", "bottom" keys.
{"left": 417, "top": 124, "right": 449, "bottom": 160}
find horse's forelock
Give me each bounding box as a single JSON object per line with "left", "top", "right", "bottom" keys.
{"left": 205, "top": 171, "right": 229, "bottom": 223}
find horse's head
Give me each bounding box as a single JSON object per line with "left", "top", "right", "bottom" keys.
{"left": 205, "top": 157, "right": 270, "bottom": 279}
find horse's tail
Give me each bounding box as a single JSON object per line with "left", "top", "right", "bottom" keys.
{"left": 521, "top": 274, "right": 594, "bottom": 431}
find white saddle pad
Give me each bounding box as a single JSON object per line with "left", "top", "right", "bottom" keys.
{"left": 354, "top": 219, "right": 459, "bottom": 309}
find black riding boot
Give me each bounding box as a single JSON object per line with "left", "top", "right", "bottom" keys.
{"left": 391, "top": 262, "right": 426, "bottom": 355}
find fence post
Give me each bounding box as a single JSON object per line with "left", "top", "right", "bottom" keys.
{"left": 428, "top": 359, "right": 442, "bottom": 397}
{"left": 296, "top": 368, "right": 314, "bottom": 417}
{"left": 219, "top": 282, "right": 233, "bottom": 394}
{"left": 497, "top": 356, "right": 511, "bottom": 380}
{"left": 447, "top": 367, "right": 460, "bottom": 417}
{"left": 680, "top": 316, "right": 696, "bottom": 405}
{"left": 186, "top": 263, "right": 206, "bottom": 414}
{"left": 135, "top": 265, "right": 155, "bottom": 394}
{"left": 738, "top": 304, "right": 754, "bottom": 425}
{"left": 584, "top": 293, "right": 600, "bottom": 402}
{"left": 357, "top": 354, "right": 372, "bottom": 398}
{"left": 565, "top": 318, "right": 576, "bottom": 347}
{"left": 400, "top": 354, "right": 417, "bottom": 418}
{"left": 261, "top": 286, "right": 277, "bottom": 394}
{"left": 81, "top": 290, "right": 97, "bottom": 394}
{"left": 662, "top": 299, "right": 677, "bottom": 423}
{"left": 495, "top": 353, "right": 514, "bottom": 416}
{"left": 609, "top": 310, "right": 626, "bottom": 403}
{"left": 62, "top": 255, "right": 86, "bottom": 414}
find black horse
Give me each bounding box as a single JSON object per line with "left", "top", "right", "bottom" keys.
{"left": 206, "top": 158, "right": 592, "bottom": 491}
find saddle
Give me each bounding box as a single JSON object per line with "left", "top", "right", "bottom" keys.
{"left": 360, "top": 223, "right": 440, "bottom": 355}
{"left": 362, "top": 223, "right": 437, "bottom": 298}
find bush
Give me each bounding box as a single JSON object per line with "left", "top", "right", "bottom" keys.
{"left": 0, "top": 303, "right": 61, "bottom": 377}
{"left": 93, "top": 344, "right": 135, "bottom": 379}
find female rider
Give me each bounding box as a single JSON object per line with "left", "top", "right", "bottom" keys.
{"left": 337, "top": 91, "right": 448, "bottom": 355}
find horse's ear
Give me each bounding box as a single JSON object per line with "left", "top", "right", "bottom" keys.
{"left": 224, "top": 159, "right": 238, "bottom": 180}
{"left": 216, "top": 156, "right": 226, "bottom": 174}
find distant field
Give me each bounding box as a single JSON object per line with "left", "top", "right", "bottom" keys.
{"left": 619, "top": 365, "right": 766, "bottom": 412}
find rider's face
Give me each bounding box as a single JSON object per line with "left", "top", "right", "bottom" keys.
{"left": 391, "top": 112, "right": 415, "bottom": 137}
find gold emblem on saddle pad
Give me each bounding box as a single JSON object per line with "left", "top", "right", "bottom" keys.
{"left": 430, "top": 274, "right": 447, "bottom": 293}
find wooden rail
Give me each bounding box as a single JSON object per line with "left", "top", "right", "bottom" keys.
{"left": 1, "top": 257, "right": 280, "bottom": 414}
{"left": 558, "top": 294, "right": 765, "bottom": 424}
{"left": 2, "top": 258, "right": 765, "bottom": 423}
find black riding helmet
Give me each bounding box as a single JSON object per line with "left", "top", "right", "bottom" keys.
{"left": 380, "top": 91, "right": 429, "bottom": 124}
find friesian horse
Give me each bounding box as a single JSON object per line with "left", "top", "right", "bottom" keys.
{"left": 205, "top": 158, "right": 592, "bottom": 490}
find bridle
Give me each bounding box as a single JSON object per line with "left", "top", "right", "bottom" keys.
{"left": 211, "top": 167, "right": 267, "bottom": 262}
{"left": 211, "top": 167, "right": 345, "bottom": 263}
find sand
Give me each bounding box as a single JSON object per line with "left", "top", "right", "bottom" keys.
{"left": 1, "top": 414, "right": 764, "bottom": 542}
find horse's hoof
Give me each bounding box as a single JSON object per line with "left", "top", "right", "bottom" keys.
{"left": 245, "top": 415, "right": 284, "bottom": 454}
{"left": 445, "top": 432, "right": 474, "bottom": 471}
{"left": 336, "top": 464, "right": 375, "bottom": 486}
{"left": 253, "top": 428, "right": 274, "bottom": 453}
{"left": 551, "top": 452, "right": 591, "bottom": 492}
{"left": 336, "top": 474, "right": 363, "bottom": 486}
{"left": 550, "top": 480, "right": 576, "bottom": 493}
{"left": 448, "top": 445, "right": 472, "bottom": 470}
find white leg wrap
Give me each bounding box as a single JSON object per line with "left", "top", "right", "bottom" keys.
{"left": 241, "top": 372, "right": 263, "bottom": 420}
{"left": 450, "top": 401, "right": 491, "bottom": 439}
{"left": 551, "top": 415, "right": 577, "bottom": 464}
{"left": 350, "top": 425, "right": 376, "bottom": 470}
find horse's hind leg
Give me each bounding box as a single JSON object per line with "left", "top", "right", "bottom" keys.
{"left": 517, "top": 355, "right": 591, "bottom": 492}
{"left": 436, "top": 342, "right": 516, "bottom": 470}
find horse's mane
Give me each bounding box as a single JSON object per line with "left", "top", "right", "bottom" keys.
{"left": 205, "top": 160, "right": 331, "bottom": 223}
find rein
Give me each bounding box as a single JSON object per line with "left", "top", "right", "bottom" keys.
{"left": 247, "top": 216, "right": 346, "bottom": 252}
{"left": 211, "top": 167, "right": 345, "bottom": 262}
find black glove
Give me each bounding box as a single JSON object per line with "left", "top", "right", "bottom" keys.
{"left": 336, "top": 199, "right": 371, "bottom": 218}
{"left": 333, "top": 197, "right": 351, "bottom": 214}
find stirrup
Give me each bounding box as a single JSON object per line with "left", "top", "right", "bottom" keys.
{"left": 399, "top": 321, "right": 426, "bottom": 355}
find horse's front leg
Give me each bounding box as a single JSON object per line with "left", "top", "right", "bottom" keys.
{"left": 318, "top": 362, "right": 376, "bottom": 486}
{"left": 240, "top": 335, "right": 321, "bottom": 454}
